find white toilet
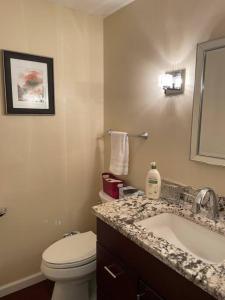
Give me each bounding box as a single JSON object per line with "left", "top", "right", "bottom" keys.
{"left": 41, "top": 190, "right": 114, "bottom": 300}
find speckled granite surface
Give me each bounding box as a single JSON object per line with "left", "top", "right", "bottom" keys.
{"left": 93, "top": 192, "right": 225, "bottom": 299}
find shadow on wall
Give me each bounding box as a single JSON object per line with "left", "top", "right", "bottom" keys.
{"left": 210, "top": 12, "right": 225, "bottom": 39}
{"left": 0, "top": 53, "right": 5, "bottom": 115}
{"left": 131, "top": 0, "right": 225, "bottom": 66}
{"left": 75, "top": 137, "right": 104, "bottom": 232}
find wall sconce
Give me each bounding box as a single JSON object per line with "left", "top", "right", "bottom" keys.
{"left": 160, "top": 69, "right": 186, "bottom": 96}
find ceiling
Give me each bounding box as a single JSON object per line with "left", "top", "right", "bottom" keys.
{"left": 50, "top": 0, "right": 135, "bottom": 17}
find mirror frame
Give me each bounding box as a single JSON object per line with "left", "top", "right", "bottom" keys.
{"left": 191, "top": 37, "right": 225, "bottom": 167}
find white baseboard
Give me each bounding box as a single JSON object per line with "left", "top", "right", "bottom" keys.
{"left": 0, "top": 272, "right": 45, "bottom": 297}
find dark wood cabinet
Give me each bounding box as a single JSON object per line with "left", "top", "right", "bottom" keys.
{"left": 97, "top": 243, "right": 161, "bottom": 300}
{"left": 97, "top": 243, "right": 137, "bottom": 300}
{"left": 137, "top": 281, "right": 164, "bottom": 300}
{"left": 96, "top": 218, "right": 216, "bottom": 300}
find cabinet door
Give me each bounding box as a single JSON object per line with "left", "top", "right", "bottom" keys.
{"left": 97, "top": 243, "right": 138, "bottom": 300}
{"left": 137, "top": 281, "right": 164, "bottom": 300}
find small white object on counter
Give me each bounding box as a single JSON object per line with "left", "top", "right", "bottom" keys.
{"left": 145, "top": 162, "right": 161, "bottom": 199}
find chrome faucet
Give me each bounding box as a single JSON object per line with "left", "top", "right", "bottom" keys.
{"left": 192, "top": 188, "right": 219, "bottom": 221}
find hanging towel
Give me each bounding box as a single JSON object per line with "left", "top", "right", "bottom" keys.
{"left": 109, "top": 131, "right": 129, "bottom": 175}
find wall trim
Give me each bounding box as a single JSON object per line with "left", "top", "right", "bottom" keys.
{"left": 0, "top": 272, "right": 45, "bottom": 297}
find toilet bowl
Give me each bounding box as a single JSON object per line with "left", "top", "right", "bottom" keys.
{"left": 41, "top": 231, "right": 96, "bottom": 300}
{"left": 41, "top": 190, "right": 114, "bottom": 300}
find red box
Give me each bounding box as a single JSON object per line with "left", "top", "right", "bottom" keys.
{"left": 102, "top": 173, "right": 124, "bottom": 199}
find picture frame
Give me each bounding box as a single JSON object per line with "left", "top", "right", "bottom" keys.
{"left": 3, "top": 50, "right": 55, "bottom": 115}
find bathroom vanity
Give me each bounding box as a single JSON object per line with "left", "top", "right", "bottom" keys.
{"left": 93, "top": 193, "right": 225, "bottom": 300}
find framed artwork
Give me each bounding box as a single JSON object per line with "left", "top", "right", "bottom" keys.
{"left": 3, "top": 50, "right": 55, "bottom": 115}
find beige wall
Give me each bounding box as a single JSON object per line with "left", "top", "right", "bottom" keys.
{"left": 104, "top": 0, "right": 225, "bottom": 194}
{"left": 0, "top": 0, "right": 103, "bottom": 285}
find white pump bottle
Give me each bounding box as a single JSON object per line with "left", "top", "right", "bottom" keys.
{"left": 145, "top": 162, "right": 161, "bottom": 200}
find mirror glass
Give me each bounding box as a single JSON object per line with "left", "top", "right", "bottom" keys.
{"left": 191, "top": 37, "right": 225, "bottom": 166}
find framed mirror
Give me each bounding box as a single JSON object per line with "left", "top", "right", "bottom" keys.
{"left": 191, "top": 37, "right": 225, "bottom": 166}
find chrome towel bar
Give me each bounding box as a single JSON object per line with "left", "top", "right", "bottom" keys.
{"left": 107, "top": 129, "right": 149, "bottom": 140}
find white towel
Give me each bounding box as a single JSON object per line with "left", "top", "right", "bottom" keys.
{"left": 109, "top": 131, "right": 129, "bottom": 175}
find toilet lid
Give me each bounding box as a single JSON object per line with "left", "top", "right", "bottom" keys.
{"left": 42, "top": 231, "right": 96, "bottom": 268}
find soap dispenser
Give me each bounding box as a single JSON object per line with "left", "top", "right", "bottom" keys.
{"left": 145, "top": 162, "right": 161, "bottom": 200}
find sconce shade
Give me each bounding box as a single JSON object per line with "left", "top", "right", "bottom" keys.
{"left": 160, "top": 69, "right": 185, "bottom": 96}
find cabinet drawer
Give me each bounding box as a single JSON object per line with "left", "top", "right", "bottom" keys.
{"left": 97, "top": 243, "right": 137, "bottom": 300}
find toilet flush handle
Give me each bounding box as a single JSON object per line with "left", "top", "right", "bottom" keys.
{"left": 0, "top": 208, "right": 7, "bottom": 218}
{"left": 63, "top": 231, "right": 80, "bottom": 238}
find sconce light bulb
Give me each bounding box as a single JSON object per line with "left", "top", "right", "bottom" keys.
{"left": 160, "top": 74, "right": 173, "bottom": 90}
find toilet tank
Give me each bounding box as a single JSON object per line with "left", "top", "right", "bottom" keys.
{"left": 99, "top": 190, "right": 116, "bottom": 203}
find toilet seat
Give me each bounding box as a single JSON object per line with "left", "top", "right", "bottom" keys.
{"left": 42, "top": 231, "right": 96, "bottom": 269}
{"left": 42, "top": 254, "right": 96, "bottom": 269}
{"left": 41, "top": 258, "right": 96, "bottom": 282}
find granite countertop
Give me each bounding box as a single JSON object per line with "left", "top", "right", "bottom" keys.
{"left": 93, "top": 194, "right": 225, "bottom": 300}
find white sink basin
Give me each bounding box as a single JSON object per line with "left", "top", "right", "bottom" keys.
{"left": 135, "top": 213, "right": 225, "bottom": 264}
